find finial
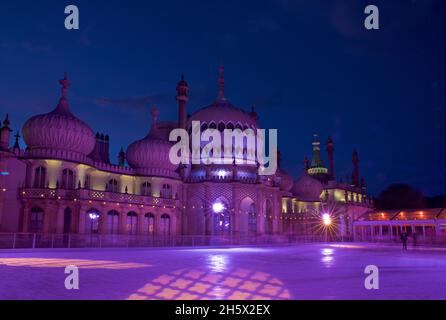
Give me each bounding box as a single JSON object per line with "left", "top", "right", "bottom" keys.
{"left": 13, "top": 131, "right": 20, "bottom": 150}
{"left": 217, "top": 64, "right": 225, "bottom": 101}
{"left": 59, "top": 72, "right": 71, "bottom": 98}
{"left": 151, "top": 105, "right": 159, "bottom": 127}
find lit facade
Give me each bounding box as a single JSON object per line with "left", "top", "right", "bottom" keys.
{"left": 0, "top": 69, "right": 373, "bottom": 239}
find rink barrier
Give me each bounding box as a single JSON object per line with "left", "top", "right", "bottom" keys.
{"left": 0, "top": 233, "right": 335, "bottom": 249}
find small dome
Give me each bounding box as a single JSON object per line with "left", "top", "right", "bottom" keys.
{"left": 292, "top": 173, "right": 324, "bottom": 201}
{"left": 22, "top": 74, "right": 95, "bottom": 157}
{"left": 278, "top": 169, "right": 293, "bottom": 192}
{"left": 126, "top": 108, "right": 178, "bottom": 176}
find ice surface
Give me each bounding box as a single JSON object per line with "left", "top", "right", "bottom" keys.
{"left": 0, "top": 243, "right": 445, "bottom": 300}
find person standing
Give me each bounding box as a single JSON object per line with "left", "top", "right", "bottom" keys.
{"left": 400, "top": 231, "right": 409, "bottom": 251}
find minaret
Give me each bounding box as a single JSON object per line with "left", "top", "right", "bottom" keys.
{"left": 217, "top": 64, "right": 225, "bottom": 101}
{"left": 352, "top": 150, "right": 359, "bottom": 187}
{"left": 176, "top": 75, "right": 189, "bottom": 129}
{"left": 0, "top": 114, "right": 12, "bottom": 150}
{"left": 326, "top": 136, "right": 335, "bottom": 180}
{"left": 118, "top": 147, "right": 126, "bottom": 166}
{"left": 12, "top": 131, "right": 21, "bottom": 152}
{"left": 310, "top": 133, "right": 324, "bottom": 168}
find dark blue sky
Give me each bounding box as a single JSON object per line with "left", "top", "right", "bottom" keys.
{"left": 0, "top": 0, "right": 445, "bottom": 196}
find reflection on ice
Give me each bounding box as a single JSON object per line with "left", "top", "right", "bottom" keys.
{"left": 207, "top": 254, "right": 228, "bottom": 273}
{"left": 321, "top": 248, "right": 334, "bottom": 267}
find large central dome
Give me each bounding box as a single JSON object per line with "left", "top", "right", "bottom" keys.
{"left": 187, "top": 66, "right": 258, "bottom": 130}
{"left": 22, "top": 74, "right": 95, "bottom": 158}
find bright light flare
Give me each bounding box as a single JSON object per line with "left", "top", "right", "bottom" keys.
{"left": 322, "top": 213, "right": 331, "bottom": 226}
{"left": 212, "top": 202, "right": 225, "bottom": 213}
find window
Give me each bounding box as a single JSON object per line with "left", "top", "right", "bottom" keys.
{"left": 126, "top": 212, "right": 138, "bottom": 235}
{"left": 141, "top": 182, "right": 151, "bottom": 196}
{"left": 33, "top": 166, "right": 46, "bottom": 188}
{"left": 107, "top": 210, "right": 119, "bottom": 234}
{"left": 107, "top": 179, "right": 119, "bottom": 193}
{"left": 29, "top": 207, "right": 44, "bottom": 232}
{"left": 160, "top": 214, "right": 170, "bottom": 237}
{"left": 144, "top": 213, "right": 155, "bottom": 235}
{"left": 161, "top": 184, "right": 172, "bottom": 198}
{"left": 61, "top": 169, "right": 75, "bottom": 189}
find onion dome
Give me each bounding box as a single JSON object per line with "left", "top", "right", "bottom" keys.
{"left": 22, "top": 73, "right": 95, "bottom": 158}
{"left": 126, "top": 106, "right": 178, "bottom": 177}
{"left": 187, "top": 65, "right": 258, "bottom": 130}
{"left": 291, "top": 173, "right": 324, "bottom": 201}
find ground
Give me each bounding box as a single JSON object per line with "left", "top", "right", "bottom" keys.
{"left": 0, "top": 243, "right": 445, "bottom": 300}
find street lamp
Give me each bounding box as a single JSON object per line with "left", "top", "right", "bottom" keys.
{"left": 322, "top": 213, "right": 332, "bottom": 226}
{"left": 212, "top": 202, "right": 225, "bottom": 213}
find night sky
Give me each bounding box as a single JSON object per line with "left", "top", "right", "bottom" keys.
{"left": 0, "top": 0, "right": 445, "bottom": 196}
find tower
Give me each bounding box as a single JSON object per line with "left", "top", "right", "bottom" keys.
{"left": 326, "top": 136, "right": 335, "bottom": 180}
{"left": 352, "top": 150, "right": 359, "bottom": 187}
{"left": 118, "top": 147, "right": 126, "bottom": 166}
{"left": 176, "top": 75, "right": 189, "bottom": 129}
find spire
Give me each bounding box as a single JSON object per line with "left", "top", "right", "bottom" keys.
{"left": 326, "top": 136, "right": 335, "bottom": 180}
{"left": 118, "top": 147, "right": 126, "bottom": 166}
{"left": 151, "top": 105, "right": 159, "bottom": 129}
{"left": 13, "top": 131, "right": 20, "bottom": 151}
{"left": 176, "top": 74, "right": 189, "bottom": 129}
{"left": 3, "top": 114, "right": 10, "bottom": 128}
{"left": 55, "top": 72, "right": 72, "bottom": 114}
{"left": 249, "top": 105, "right": 258, "bottom": 120}
{"left": 217, "top": 64, "right": 225, "bottom": 101}
{"left": 310, "top": 133, "right": 324, "bottom": 168}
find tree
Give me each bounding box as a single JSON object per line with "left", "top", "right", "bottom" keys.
{"left": 375, "top": 184, "right": 425, "bottom": 210}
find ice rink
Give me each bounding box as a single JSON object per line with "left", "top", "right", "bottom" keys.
{"left": 0, "top": 243, "right": 445, "bottom": 300}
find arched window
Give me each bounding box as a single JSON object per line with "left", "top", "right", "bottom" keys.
{"left": 107, "top": 179, "right": 119, "bottom": 193}
{"left": 61, "top": 169, "right": 75, "bottom": 189}
{"left": 161, "top": 184, "right": 172, "bottom": 198}
{"left": 85, "top": 209, "right": 100, "bottom": 234}
{"left": 29, "top": 207, "right": 44, "bottom": 232}
{"left": 161, "top": 214, "right": 170, "bottom": 237}
{"left": 33, "top": 166, "right": 46, "bottom": 188}
{"left": 126, "top": 212, "right": 138, "bottom": 235}
{"left": 218, "top": 122, "right": 225, "bottom": 132}
{"left": 201, "top": 122, "right": 208, "bottom": 132}
{"left": 107, "top": 210, "right": 119, "bottom": 234}
{"left": 144, "top": 213, "right": 155, "bottom": 235}
{"left": 141, "top": 182, "right": 151, "bottom": 196}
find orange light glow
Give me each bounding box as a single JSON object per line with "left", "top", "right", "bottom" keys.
{"left": 127, "top": 267, "right": 290, "bottom": 300}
